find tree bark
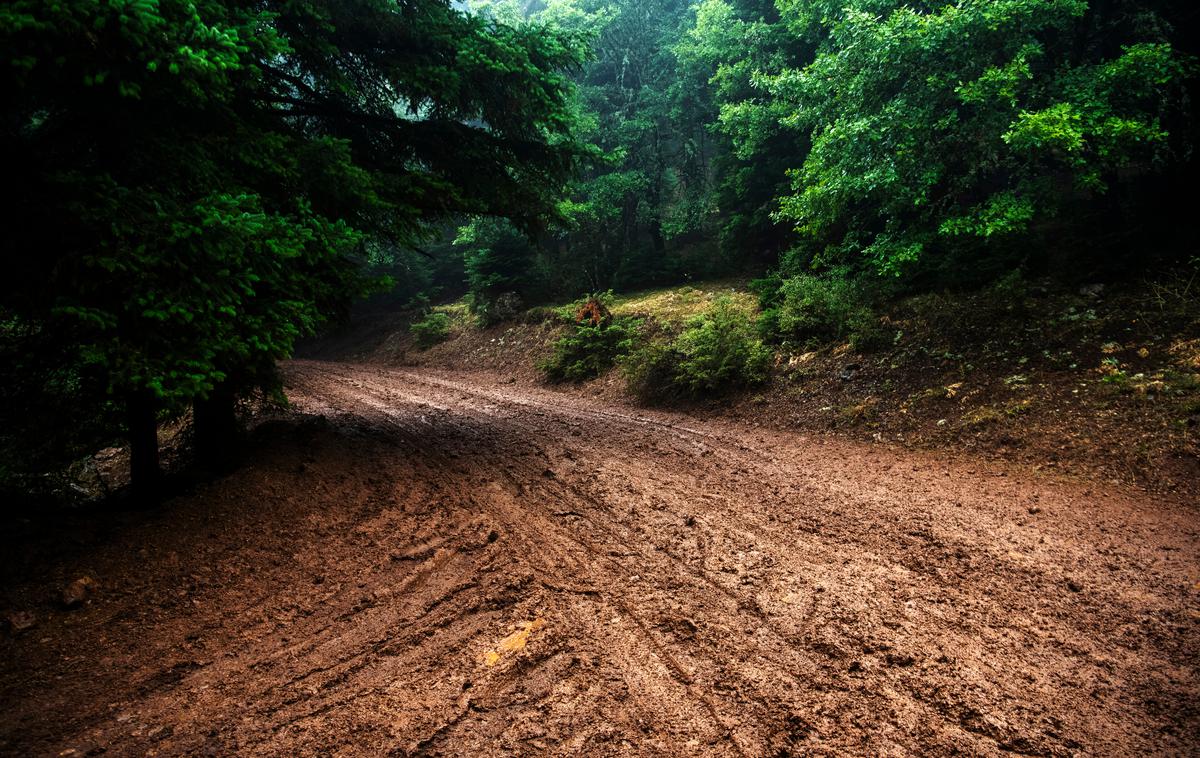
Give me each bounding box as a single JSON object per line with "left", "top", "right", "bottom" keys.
{"left": 193, "top": 381, "right": 239, "bottom": 470}
{"left": 126, "top": 389, "right": 160, "bottom": 502}
{"left": 650, "top": 217, "right": 666, "bottom": 256}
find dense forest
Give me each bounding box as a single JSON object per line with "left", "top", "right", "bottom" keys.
{"left": 3, "top": 3, "right": 1200, "bottom": 754}
{"left": 455, "top": 0, "right": 1198, "bottom": 295}
{"left": 2, "top": 0, "right": 1197, "bottom": 499}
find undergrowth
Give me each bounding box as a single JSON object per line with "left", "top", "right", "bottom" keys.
{"left": 410, "top": 311, "right": 452, "bottom": 348}
{"left": 755, "top": 273, "right": 890, "bottom": 352}
{"left": 625, "top": 296, "right": 771, "bottom": 401}
{"left": 538, "top": 294, "right": 641, "bottom": 382}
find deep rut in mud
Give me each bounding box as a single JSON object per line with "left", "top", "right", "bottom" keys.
{"left": 2, "top": 360, "right": 1198, "bottom": 756}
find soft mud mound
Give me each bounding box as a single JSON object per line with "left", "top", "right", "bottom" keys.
{"left": 2, "top": 361, "right": 1198, "bottom": 756}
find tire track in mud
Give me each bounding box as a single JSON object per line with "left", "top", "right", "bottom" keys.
{"left": 306, "top": 373, "right": 818, "bottom": 676}
{"left": 321, "top": 367, "right": 936, "bottom": 755}
{"left": 6, "top": 360, "right": 1196, "bottom": 757}
{"left": 383, "top": 373, "right": 1103, "bottom": 753}
{"left": 284, "top": 361, "right": 1200, "bottom": 756}
{"left": 290, "top": 363, "right": 758, "bottom": 755}
{"left": 398, "top": 363, "right": 1200, "bottom": 662}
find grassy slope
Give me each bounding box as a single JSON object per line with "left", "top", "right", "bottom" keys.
{"left": 610, "top": 280, "right": 758, "bottom": 325}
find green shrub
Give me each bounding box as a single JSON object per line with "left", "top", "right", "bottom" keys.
{"left": 626, "top": 296, "right": 772, "bottom": 400}
{"left": 539, "top": 318, "right": 641, "bottom": 382}
{"left": 754, "top": 305, "right": 784, "bottom": 344}
{"left": 522, "top": 305, "right": 561, "bottom": 324}
{"left": 763, "top": 274, "right": 886, "bottom": 352}
{"left": 623, "top": 342, "right": 679, "bottom": 401}
{"left": 409, "top": 311, "right": 452, "bottom": 348}
{"left": 458, "top": 218, "right": 544, "bottom": 325}
{"left": 847, "top": 318, "right": 891, "bottom": 353}
{"left": 777, "top": 275, "right": 862, "bottom": 341}
{"left": 987, "top": 269, "right": 1031, "bottom": 305}
{"left": 538, "top": 294, "right": 641, "bottom": 382}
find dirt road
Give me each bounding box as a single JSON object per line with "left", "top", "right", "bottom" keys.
{"left": 2, "top": 360, "right": 1198, "bottom": 756}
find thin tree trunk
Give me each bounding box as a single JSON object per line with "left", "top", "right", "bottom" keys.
{"left": 650, "top": 217, "right": 666, "bottom": 255}
{"left": 193, "top": 381, "right": 239, "bottom": 470}
{"left": 126, "top": 389, "right": 160, "bottom": 502}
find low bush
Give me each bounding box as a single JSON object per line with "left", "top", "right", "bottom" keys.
{"left": 522, "top": 305, "right": 561, "bottom": 324}
{"left": 625, "top": 296, "right": 772, "bottom": 401}
{"left": 470, "top": 291, "right": 524, "bottom": 326}
{"left": 762, "top": 274, "right": 886, "bottom": 352}
{"left": 623, "top": 342, "right": 680, "bottom": 401}
{"left": 409, "top": 311, "right": 452, "bottom": 348}
{"left": 538, "top": 295, "right": 642, "bottom": 382}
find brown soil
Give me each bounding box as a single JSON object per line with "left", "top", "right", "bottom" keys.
{"left": 302, "top": 282, "right": 1200, "bottom": 500}
{"left": 2, "top": 360, "right": 1199, "bottom": 756}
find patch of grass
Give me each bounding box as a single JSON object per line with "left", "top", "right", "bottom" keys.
{"left": 911, "top": 383, "right": 962, "bottom": 405}
{"left": 1095, "top": 365, "right": 1187, "bottom": 401}
{"left": 1163, "top": 369, "right": 1200, "bottom": 394}
{"left": 962, "top": 399, "right": 1033, "bottom": 428}
{"left": 522, "top": 305, "right": 561, "bottom": 324}
{"left": 1006, "top": 399, "right": 1033, "bottom": 416}
{"left": 407, "top": 299, "right": 476, "bottom": 348}
{"left": 610, "top": 281, "right": 757, "bottom": 327}
{"left": 962, "top": 406, "right": 1005, "bottom": 428}
{"left": 1180, "top": 398, "right": 1200, "bottom": 418}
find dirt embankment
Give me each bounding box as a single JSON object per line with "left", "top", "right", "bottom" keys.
{"left": 301, "top": 280, "right": 1200, "bottom": 499}
{"left": 2, "top": 361, "right": 1197, "bottom": 756}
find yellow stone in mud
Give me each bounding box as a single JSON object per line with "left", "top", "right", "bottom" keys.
{"left": 482, "top": 619, "right": 545, "bottom": 666}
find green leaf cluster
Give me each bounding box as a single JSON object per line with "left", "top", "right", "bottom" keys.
{"left": 625, "top": 296, "right": 771, "bottom": 399}
{"left": 410, "top": 312, "right": 453, "bottom": 349}
{"left": 759, "top": 0, "right": 1193, "bottom": 277}
{"left": 1, "top": 0, "right": 587, "bottom": 474}
{"left": 539, "top": 310, "right": 642, "bottom": 382}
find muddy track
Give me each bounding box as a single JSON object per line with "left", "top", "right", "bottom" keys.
{"left": 2, "top": 360, "right": 1198, "bottom": 757}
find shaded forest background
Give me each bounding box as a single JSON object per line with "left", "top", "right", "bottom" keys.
{"left": 444, "top": 0, "right": 1199, "bottom": 309}
{"left": 2, "top": 0, "right": 1198, "bottom": 501}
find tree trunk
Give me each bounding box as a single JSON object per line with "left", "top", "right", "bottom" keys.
{"left": 126, "top": 389, "right": 160, "bottom": 502}
{"left": 650, "top": 217, "right": 666, "bottom": 256}
{"left": 193, "top": 382, "right": 239, "bottom": 470}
